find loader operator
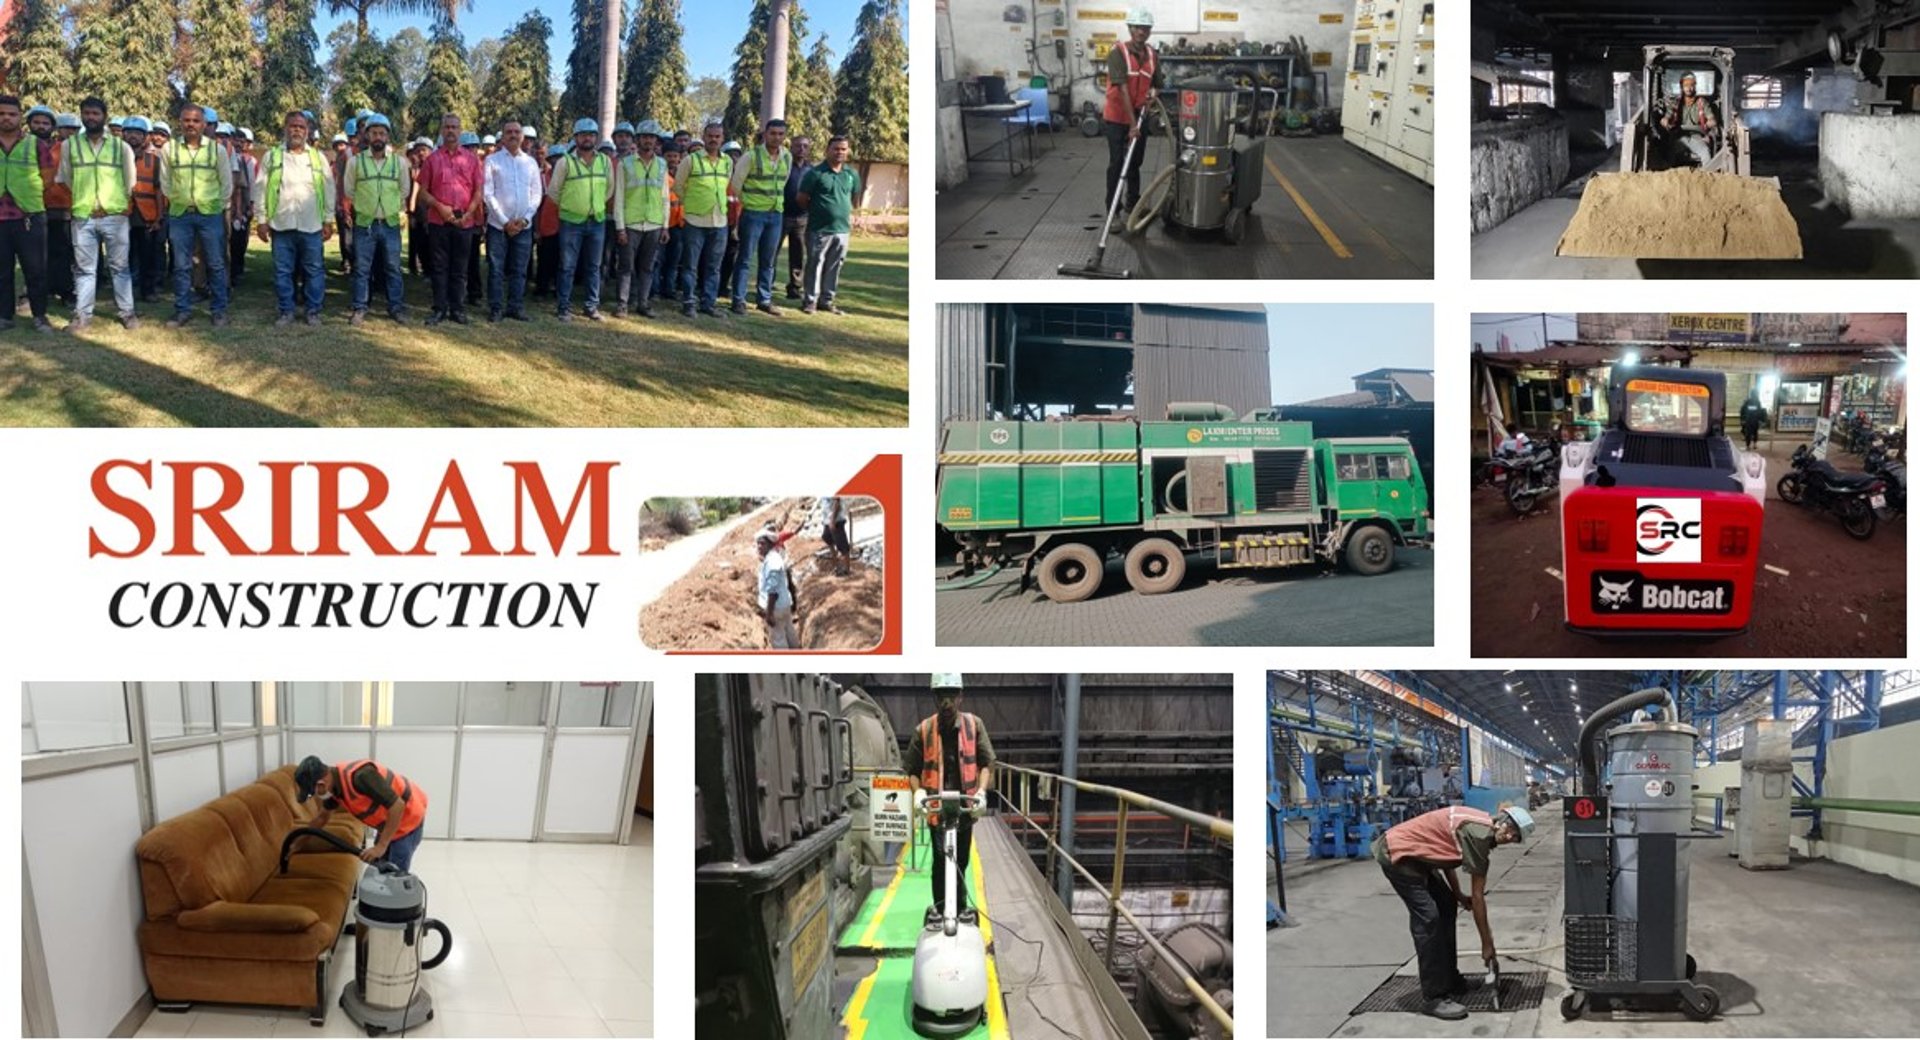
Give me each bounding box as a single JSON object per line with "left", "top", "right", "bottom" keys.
{"left": 1660, "top": 72, "right": 1718, "bottom": 167}
{"left": 294, "top": 755, "right": 429, "bottom": 873}
{"left": 1103, "top": 9, "right": 1163, "bottom": 225}
{"left": 1374, "top": 804, "right": 1535, "bottom": 1020}
{"left": 905, "top": 681, "right": 996, "bottom": 924}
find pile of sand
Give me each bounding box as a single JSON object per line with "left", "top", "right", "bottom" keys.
{"left": 638, "top": 498, "right": 884, "bottom": 651}
{"left": 1556, "top": 169, "right": 1803, "bottom": 259}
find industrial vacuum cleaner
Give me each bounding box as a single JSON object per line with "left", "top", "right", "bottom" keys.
{"left": 1560, "top": 688, "right": 1721, "bottom": 1022}
{"left": 1130, "top": 78, "right": 1277, "bottom": 244}
{"left": 280, "top": 828, "right": 452, "bottom": 1037}
{"left": 910, "top": 791, "right": 990, "bottom": 1037}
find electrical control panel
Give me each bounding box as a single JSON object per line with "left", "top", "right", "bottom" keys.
{"left": 1341, "top": 1, "right": 1435, "bottom": 184}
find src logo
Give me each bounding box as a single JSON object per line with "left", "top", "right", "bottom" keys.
{"left": 1597, "top": 575, "right": 1634, "bottom": 609}
{"left": 1636, "top": 497, "right": 1703, "bottom": 563}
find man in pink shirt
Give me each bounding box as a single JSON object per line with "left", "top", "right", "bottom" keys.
{"left": 416, "top": 112, "right": 484, "bottom": 325}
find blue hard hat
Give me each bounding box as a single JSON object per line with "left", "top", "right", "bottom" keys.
{"left": 572, "top": 117, "right": 599, "bottom": 135}
{"left": 122, "top": 115, "right": 151, "bottom": 133}
{"left": 108, "top": 116, "right": 124, "bottom": 128}
{"left": 345, "top": 117, "right": 358, "bottom": 136}
{"left": 365, "top": 113, "right": 391, "bottom": 131}
{"left": 56, "top": 112, "right": 81, "bottom": 129}
{"left": 634, "top": 119, "right": 665, "bottom": 138}
{"left": 26, "top": 105, "right": 54, "bottom": 121}
{"left": 201, "top": 106, "right": 218, "bottom": 124}
{"left": 302, "top": 109, "right": 317, "bottom": 126}
{"left": 613, "top": 120, "right": 634, "bottom": 135}
{"left": 460, "top": 131, "right": 480, "bottom": 146}
{"left": 547, "top": 144, "right": 566, "bottom": 158}
{"left": 216, "top": 122, "right": 235, "bottom": 136}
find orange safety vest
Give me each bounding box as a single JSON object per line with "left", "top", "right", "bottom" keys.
{"left": 1103, "top": 42, "right": 1158, "bottom": 125}
{"left": 332, "top": 759, "right": 428, "bottom": 838}
{"left": 40, "top": 139, "right": 72, "bottom": 211}
{"left": 918, "top": 713, "right": 983, "bottom": 793}
{"left": 131, "top": 151, "right": 164, "bottom": 223}
{"left": 1382, "top": 805, "right": 1494, "bottom": 868}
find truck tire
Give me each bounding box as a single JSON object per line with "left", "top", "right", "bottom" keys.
{"left": 1343, "top": 526, "right": 1395, "bottom": 576}
{"left": 1123, "top": 538, "right": 1187, "bottom": 595}
{"left": 1036, "top": 543, "right": 1104, "bottom": 603}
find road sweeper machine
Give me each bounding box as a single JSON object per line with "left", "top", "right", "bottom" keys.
{"left": 937, "top": 405, "right": 1430, "bottom": 602}
{"left": 1557, "top": 45, "right": 1803, "bottom": 260}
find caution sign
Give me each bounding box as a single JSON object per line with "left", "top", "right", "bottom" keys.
{"left": 871, "top": 773, "right": 912, "bottom": 842}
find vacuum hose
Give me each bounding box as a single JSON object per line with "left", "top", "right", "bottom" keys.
{"left": 279, "top": 825, "right": 365, "bottom": 874}
{"left": 278, "top": 826, "right": 453, "bottom": 970}
{"left": 1577, "top": 688, "right": 1677, "bottom": 796}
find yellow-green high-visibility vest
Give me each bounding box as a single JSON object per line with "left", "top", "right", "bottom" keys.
{"left": 352, "top": 150, "right": 404, "bottom": 225}
{"left": 558, "top": 151, "right": 611, "bottom": 223}
{"left": 70, "top": 134, "right": 130, "bottom": 215}
{"left": 739, "top": 144, "right": 790, "bottom": 213}
{"left": 0, "top": 135, "right": 46, "bottom": 214}
{"left": 620, "top": 154, "right": 669, "bottom": 227}
{"left": 262, "top": 146, "right": 328, "bottom": 227}
{"left": 681, "top": 151, "right": 730, "bottom": 221}
{"left": 166, "top": 139, "right": 224, "bottom": 216}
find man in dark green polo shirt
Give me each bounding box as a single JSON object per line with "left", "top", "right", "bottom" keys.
{"left": 796, "top": 135, "right": 860, "bottom": 316}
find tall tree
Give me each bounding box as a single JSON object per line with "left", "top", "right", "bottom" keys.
{"left": 326, "top": 0, "right": 473, "bottom": 41}
{"left": 620, "top": 0, "right": 692, "bottom": 132}
{"left": 466, "top": 37, "right": 502, "bottom": 101}
{"left": 334, "top": 31, "right": 407, "bottom": 127}
{"left": 558, "top": 0, "right": 610, "bottom": 123}
{"left": 790, "top": 33, "right": 835, "bottom": 142}
{"left": 74, "top": 0, "right": 176, "bottom": 120}
{"left": 686, "top": 74, "right": 728, "bottom": 129}
{"left": 388, "top": 26, "right": 429, "bottom": 95}
{"left": 324, "top": 21, "right": 359, "bottom": 98}
{"left": 475, "top": 11, "right": 552, "bottom": 134}
{"left": 181, "top": 0, "right": 262, "bottom": 127}
{"left": 724, "top": 0, "right": 810, "bottom": 144}
{"left": 256, "top": 0, "right": 325, "bottom": 136}
{"left": 407, "top": 19, "right": 474, "bottom": 139}
{"left": 0, "top": 0, "right": 76, "bottom": 111}
{"left": 834, "top": 0, "right": 906, "bottom": 162}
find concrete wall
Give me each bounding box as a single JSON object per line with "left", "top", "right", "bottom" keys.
{"left": 1470, "top": 111, "right": 1569, "bottom": 233}
{"left": 1820, "top": 113, "right": 1920, "bottom": 218}
{"left": 944, "top": 0, "right": 1358, "bottom": 117}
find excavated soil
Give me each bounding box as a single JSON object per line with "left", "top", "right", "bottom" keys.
{"left": 638, "top": 497, "right": 885, "bottom": 651}
{"left": 1557, "top": 169, "right": 1803, "bottom": 259}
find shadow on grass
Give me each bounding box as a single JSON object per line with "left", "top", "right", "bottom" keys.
{"left": 1, "top": 337, "right": 320, "bottom": 426}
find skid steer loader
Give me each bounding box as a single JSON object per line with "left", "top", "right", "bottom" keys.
{"left": 1557, "top": 46, "right": 1802, "bottom": 260}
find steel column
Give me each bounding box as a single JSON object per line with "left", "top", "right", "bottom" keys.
{"left": 1056, "top": 673, "right": 1082, "bottom": 905}
{"left": 1104, "top": 801, "right": 1130, "bottom": 972}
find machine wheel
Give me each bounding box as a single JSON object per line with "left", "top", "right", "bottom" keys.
{"left": 1839, "top": 497, "right": 1876, "bottom": 540}
{"left": 1223, "top": 207, "right": 1248, "bottom": 245}
{"left": 1560, "top": 989, "right": 1589, "bottom": 1021}
{"left": 1123, "top": 538, "right": 1187, "bottom": 594}
{"left": 1343, "top": 526, "right": 1395, "bottom": 576}
{"left": 1506, "top": 480, "right": 1539, "bottom": 515}
{"left": 1036, "top": 542, "right": 1104, "bottom": 603}
{"left": 1686, "top": 953, "right": 1698, "bottom": 980}
{"left": 1683, "top": 985, "right": 1721, "bottom": 1021}
{"left": 1776, "top": 473, "right": 1805, "bottom": 503}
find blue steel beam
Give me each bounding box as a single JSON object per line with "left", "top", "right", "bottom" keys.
{"left": 1385, "top": 671, "right": 1551, "bottom": 762}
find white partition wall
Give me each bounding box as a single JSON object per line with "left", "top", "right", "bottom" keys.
{"left": 222, "top": 737, "right": 260, "bottom": 790}
{"left": 455, "top": 730, "right": 547, "bottom": 838}
{"left": 149, "top": 744, "right": 224, "bottom": 821}
{"left": 292, "top": 729, "right": 375, "bottom": 766}
{"left": 543, "top": 731, "right": 634, "bottom": 836}
{"left": 372, "top": 731, "right": 458, "bottom": 838}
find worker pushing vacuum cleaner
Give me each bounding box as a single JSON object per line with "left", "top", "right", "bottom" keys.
{"left": 287, "top": 756, "right": 450, "bottom": 1037}
{"left": 904, "top": 677, "right": 997, "bottom": 1036}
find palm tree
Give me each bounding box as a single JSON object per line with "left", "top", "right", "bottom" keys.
{"left": 328, "top": 0, "right": 473, "bottom": 40}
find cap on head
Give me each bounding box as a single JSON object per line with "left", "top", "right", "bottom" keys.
{"left": 613, "top": 120, "right": 634, "bottom": 135}
{"left": 27, "top": 105, "right": 54, "bottom": 120}
{"left": 122, "top": 115, "right": 151, "bottom": 133}
{"left": 294, "top": 755, "right": 328, "bottom": 802}
{"left": 108, "top": 116, "right": 124, "bottom": 128}
{"left": 548, "top": 143, "right": 567, "bottom": 158}
{"left": 724, "top": 139, "right": 743, "bottom": 153}
{"left": 365, "top": 113, "right": 391, "bottom": 131}
{"left": 152, "top": 121, "right": 171, "bottom": 136}
{"left": 635, "top": 119, "right": 664, "bottom": 138}
{"left": 1126, "top": 6, "right": 1154, "bottom": 27}
{"left": 597, "top": 141, "right": 615, "bottom": 153}
{"left": 1501, "top": 806, "right": 1536, "bottom": 839}
{"left": 331, "top": 132, "right": 348, "bottom": 144}
{"left": 344, "top": 117, "right": 358, "bottom": 136}
{"left": 460, "top": 131, "right": 480, "bottom": 146}
{"left": 217, "top": 122, "right": 234, "bottom": 136}
{"left": 481, "top": 133, "right": 496, "bottom": 145}
{"left": 240, "top": 128, "right": 254, "bottom": 142}
{"left": 573, "top": 117, "right": 599, "bottom": 135}
{"left": 56, "top": 112, "right": 81, "bottom": 129}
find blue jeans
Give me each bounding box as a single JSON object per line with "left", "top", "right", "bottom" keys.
{"left": 379, "top": 822, "right": 426, "bottom": 873}
{"left": 556, "top": 219, "right": 604, "bottom": 314}
{"left": 72, "top": 215, "right": 133, "bottom": 319}
{"left": 168, "top": 211, "right": 228, "bottom": 316}
{"left": 681, "top": 225, "right": 727, "bottom": 310}
{"left": 654, "top": 230, "right": 683, "bottom": 298}
{"left": 732, "top": 209, "right": 783, "bottom": 306}
{"left": 487, "top": 224, "right": 532, "bottom": 314}
{"left": 272, "top": 229, "right": 326, "bottom": 315}
{"left": 351, "top": 220, "right": 404, "bottom": 313}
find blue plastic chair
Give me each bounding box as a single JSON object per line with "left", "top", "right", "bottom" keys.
{"left": 1004, "top": 87, "right": 1051, "bottom": 154}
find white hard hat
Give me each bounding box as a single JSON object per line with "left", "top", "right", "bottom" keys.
{"left": 1501, "top": 806, "right": 1536, "bottom": 839}
{"left": 931, "top": 673, "right": 965, "bottom": 689}
{"left": 1126, "top": 7, "right": 1154, "bottom": 27}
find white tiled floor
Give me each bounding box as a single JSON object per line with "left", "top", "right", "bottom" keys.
{"left": 133, "top": 821, "right": 653, "bottom": 1039}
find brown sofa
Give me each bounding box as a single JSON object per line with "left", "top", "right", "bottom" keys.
{"left": 135, "top": 765, "right": 368, "bottom": 1020}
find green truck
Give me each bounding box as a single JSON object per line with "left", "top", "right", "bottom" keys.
{"left": 937, "top": 406, "right": 1431, "bottom": 602}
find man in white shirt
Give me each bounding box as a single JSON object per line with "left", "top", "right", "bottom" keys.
{"left": 755, "top": 527, "right": 800, "bottom": 650}
{"left": 483, "top": 120, "right": 541, "bottom": 322}
{"left": 252, "top": 109, "right": 336, "bottom": 326}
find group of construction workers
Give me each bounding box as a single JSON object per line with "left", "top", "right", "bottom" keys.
{"left": 0, "top": 94, "right": 865, "bottom": 333}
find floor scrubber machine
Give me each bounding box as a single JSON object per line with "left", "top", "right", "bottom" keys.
{"left": 911, "top": 791, "right": 990, "bottom": 1037}
{"left": 1560, "top": 689, "right": 1721, "bottom": 1021}
{"left": 281, "top": 828, "right": 452, "bottom": 1036}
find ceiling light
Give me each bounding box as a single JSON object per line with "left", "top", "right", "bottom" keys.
{"left": 1505, "top": 683, "right": 1513, "bottom": 691}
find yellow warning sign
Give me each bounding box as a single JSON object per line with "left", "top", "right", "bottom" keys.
{"left": 1412, "top": 84, "right": 1431, "bottom": 95}
{"left": 1079, "top": 8, "right": 1126, "bottom": 19}
{"left": 1312, "top": 51, "right": 1332, "bottom": 66}
{"left": 1626, "top": 379, "right": 1712, "bottom": 398}
{"left": 1320, "top": 12, "right": 1345, "bottom": 23}
{"left": 1203, "top": 10, "right": 1238, "bottom": 21}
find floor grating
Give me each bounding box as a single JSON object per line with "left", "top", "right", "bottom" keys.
{"left": 1349, "top": 971, "right": 1548, "bottom": 1014}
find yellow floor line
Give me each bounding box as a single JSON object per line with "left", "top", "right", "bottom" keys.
{"left": 1266, "top": 155, "right": 1354, "bottom": 259}
{"left": 841, "top": 968, "right": 879, "bottom": 1040}
{"left": 972, "top": 844, "right": 1012, "bottom": 1040}
{"left": 858, "top": 855, "right": 909, "bottom": 948}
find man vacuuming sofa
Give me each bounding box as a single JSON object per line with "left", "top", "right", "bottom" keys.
{"left": 293, "top": 755, "right": 430, "bottom": 872}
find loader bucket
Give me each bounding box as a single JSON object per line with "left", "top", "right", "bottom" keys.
{"left": 1556, "top": 169, "right": 1803, "bottom": 260}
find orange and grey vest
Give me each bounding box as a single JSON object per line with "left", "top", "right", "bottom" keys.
{"left": 1104, "top": 43, "right": 1158, "bottom": 125}
{"left": 1382, "top": 805, "right": 1494, "bottom": 868}
{"left": 918, "top": 712, "right": 983, "bottom": 793}
{"left": 332, "top": 759, "right": 428, "bottom": 838}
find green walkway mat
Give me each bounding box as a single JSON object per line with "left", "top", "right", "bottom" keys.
{"left": 839, "top": 832, "right": 988, "bottom": 953}
{"left": 842, "top": 954, "right": 995, "bottom": 1040}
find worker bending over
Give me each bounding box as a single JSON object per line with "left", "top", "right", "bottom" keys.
{"left": 295, "top": 755, "right": 430, "bottom": 872}
{"left": 904, "top": 682, "right": 996, "bottom": 924}
{"left": 1374, "top": 804, "right": 1534, "bottom": 1020}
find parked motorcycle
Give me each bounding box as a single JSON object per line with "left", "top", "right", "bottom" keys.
{"left": 1777, "top": 444, "right": 1886, "bottom": 539}
{"left": 1504, "top": 440, "right": 1562, "bottom": 516}
{"left": 1865, "top": 436, "right": 1905, "bottom": 520}
{"left": 1476, "top": 435, "right": 1531, "bottom": 492}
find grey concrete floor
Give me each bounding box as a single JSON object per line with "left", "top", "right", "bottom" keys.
{"left": 1270, "top": 813, "right": 1920, "bottom": 1036}
{"left": 937, "top": 131, "right": 1433, "bottom": 280}
{"left": 1472, "top": 144, "right": 1920, "bottom": 279}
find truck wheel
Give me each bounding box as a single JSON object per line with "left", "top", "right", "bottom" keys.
{"left": 1344, "top": 527, "right": 1395, "bottom": 576}
{"left": 1036, "top": 543, "right": 1104, "bottom": 603}
{"left": 1123, "top": 538, "right": 1187, "bottom": 595}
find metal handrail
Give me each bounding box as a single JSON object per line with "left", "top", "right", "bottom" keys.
{"left": 993, "top": 788, "right": 1236, "bottom": 1037}
{"left": 996, "top": 761, "right": 1234, "bottom": 842}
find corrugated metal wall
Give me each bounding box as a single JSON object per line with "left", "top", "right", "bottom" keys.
{"left": 1132, "top": 305, "right": 1272, "bottom": 420}
{"left": 938, "top": 304, "right": 992, "bottom": 447}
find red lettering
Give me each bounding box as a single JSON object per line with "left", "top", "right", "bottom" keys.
{"left": 165, "top": 462, "right": 253, "bottom": 556}
{"left": 407, "top": 461, "right": 499, "bottom": 556}
{"left": 264, "top": 461, "right": 301, "bottom": 555}
{"left": 508, "top": 461, "right": 617, "bottom": 556}
{"left": 89, "top": 459, "right": 157, "bottom": 558}
{"left": 313, "top": 462, "right": 398, "bottom": 556}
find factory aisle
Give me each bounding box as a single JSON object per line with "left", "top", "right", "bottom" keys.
{"left": 131, "top": 833, "right": 653, "bottom": 1038}
{"left": 936, "top": 133, "right": 1432, "bottom": 280}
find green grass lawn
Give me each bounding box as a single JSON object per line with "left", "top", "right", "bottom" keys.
{"left": 0, "top": 234, "right": 907, "bottom": 426}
